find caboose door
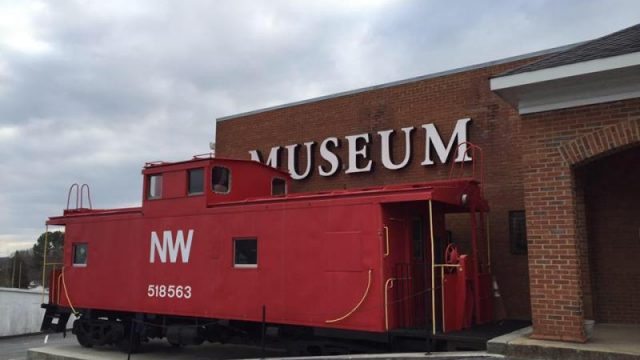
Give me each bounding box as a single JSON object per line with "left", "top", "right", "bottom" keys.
{"left": 383, "top": 203, "right": 431, "bottom": 330}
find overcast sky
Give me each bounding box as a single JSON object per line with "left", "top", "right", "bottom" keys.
{"left": 1, "top": 0, "right": 639, "bottom": 256}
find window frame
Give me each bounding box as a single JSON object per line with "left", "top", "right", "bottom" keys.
{"left": 72, "top": 243, "right": 88, "bottom": 267}
{"left": 509, "top": 210, "right": 528, "bottom": 255}
{"left": 211, "top": 166, "right": 231, "bottom": 195}
{"left": 187, "top": 168, "right": 205, "bottom": 196}
{"left": 233, "top": 237, "right": 258, "bottom": 269}
{"left": 147, "top": 174, "right": 163, "bottom": 200}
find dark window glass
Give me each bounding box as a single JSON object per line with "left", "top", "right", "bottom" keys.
{"left": 212, "top": 167, "right": 231, "bottom": 194}
{"left": 411, "top": 218, "right": 425, "bottom": 261}
{"left": 188, "top": 168, "right": 204, "bottom": 195}
{"left": 272, "top": 178, "right": 286, "bottom": 196}
{"left": 509, "top": 211, "right": 527, "bottom": 255}
{"left": 234, "top": 238, "right": 257, "bottom": 267}
{"left": 73, "top": 243, "right": 88, "bottom": 266}
{"left": 148, "top": 175, "right": 162, "bottom": 199}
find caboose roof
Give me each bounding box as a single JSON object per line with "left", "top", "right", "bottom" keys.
{"left": 141, "top": 154, "right": 290, "bottom": 178}
{"left": 47, "top": 176, "right": 486, "bottom": 225}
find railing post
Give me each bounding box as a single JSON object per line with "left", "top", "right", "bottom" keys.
{"left": 41, "top": 226, "right": 49, "bottom": 303}
{"left": 428, "top": 200, "right": 436, "bottom": 335}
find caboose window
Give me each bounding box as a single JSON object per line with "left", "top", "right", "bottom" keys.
{"left": 73, "top": 243, "right": 88, "bottom": 266}
{"left": 212, "top": 166, "right": 231, "bottom": 194}
{"left": 188, "top": 168, "right": 204, "bottom": 195}
{"left": 148, "top": 174, "right": 162, "bottom": 199}
{"left": 272, "top": 178, "right": 286, "bottom": 196}
{"left": 234, "top": 238, "right": 257, "bottom": 268}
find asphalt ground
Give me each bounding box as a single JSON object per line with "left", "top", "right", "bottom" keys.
{"left": 3, "top": 333, "right": 501, "bottom": 360}
{"left": 2, "top": 333, "right": 288, "bottom": 360}
{"left": 0, "top": 333, "right": 76, "bottom": 360}
{"left": 27, "top": 341, "right": 289, "bottom": 360}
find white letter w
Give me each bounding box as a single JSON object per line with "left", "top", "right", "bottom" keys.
{"left": 150, "top": 230, "right": 193, "bottom": 263}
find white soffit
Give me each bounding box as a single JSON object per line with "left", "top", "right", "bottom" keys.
{"left": 491, "top": 52, "right": 640, "bottom": 115}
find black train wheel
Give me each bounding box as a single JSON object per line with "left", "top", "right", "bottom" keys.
{"left": 72, "top": 319, "right": 93, "bottom": 348}
{"left": 117, "top": 323, "right": 141, "bottom": 353}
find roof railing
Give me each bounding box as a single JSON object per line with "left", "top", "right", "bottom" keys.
{"left": 144, "top": 161, "right": 168, "bottom": 168}
{"left": 192, "top": 152, "right": 215, "bottom": 160}
{"left": 66, "top": 183, "right": 93, "bottom": 210}
{"left": 449, "top": 142, "right": 484, "bottom": 190}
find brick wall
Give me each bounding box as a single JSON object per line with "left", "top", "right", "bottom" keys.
{"left": 521, "top": 99, "right": 640, "bottom": 342}
{"left": 216, "top": 57, "right": 542, "bottom": 320}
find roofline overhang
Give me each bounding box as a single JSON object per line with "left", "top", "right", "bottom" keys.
{"left": 491, "top": 51, "right": 640, "bottom": 115}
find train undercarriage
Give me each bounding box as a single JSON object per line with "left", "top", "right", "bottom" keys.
{"left": 42, "top": 304, "right": 528, "bottom": 355}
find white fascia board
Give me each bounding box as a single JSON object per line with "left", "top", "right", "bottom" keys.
{"left": 516, "top": 66, "right": 640, "bottom": 114}
{"left": 519, "top": 90, "right": 640, "bottom": 114}
{"left": 490, "top": 51, "right": 640, "bottom": 91}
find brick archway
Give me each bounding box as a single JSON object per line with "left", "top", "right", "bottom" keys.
{"left": 558, "top": 118, "right": 640, "bottom": 167}
{"left": 573, "top": 145, "right": 640, "bottom": 325}
{"left": 558, "top": 118, "right": 640, "bottom": 328}
{"left": 522, "top": 100, "right": 640, "bottom": 343}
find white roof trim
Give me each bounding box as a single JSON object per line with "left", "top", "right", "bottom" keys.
{"left": 520, "top": 89, "right": 640, "bottom": 114}
{"left": 490, "top": 51, "right": 640, "bottom": 91}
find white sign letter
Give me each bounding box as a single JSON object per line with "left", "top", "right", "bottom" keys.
{"left": 168, "top": 230, "right": 193, "bottom": 263}
{"left": 379, "top": 127, "right": 414, "bottom": 170}
{"left": 150, "top": 231, "right": 166, "bottom": 263}
{"left": 318, "top": 137, "right": 340, "bottom": 176}
{"left": 150, "top": 229, "right": 194, "bottom": 264}
{"left": 421, "top": 118, "right": 472, "bottom": 166}
{"left": 249, "top": 147, "right": 280, "bottom": 168}
{"left": 286, "top": 142, "right": 315, "bottom": 180}
{"left": 345, "top": 133, "right": 372, "bottom": 174}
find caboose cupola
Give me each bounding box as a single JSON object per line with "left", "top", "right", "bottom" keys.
{"left": 142, "top": 155, "right": 290, "bottom": 214}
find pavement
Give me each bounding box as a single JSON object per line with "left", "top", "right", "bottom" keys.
{"left": 26, "top": 341, "right": 497, "bottom": 360}
{"left": 488, "top": 324, "right": 640, "bottom": 360}
{"left": 2, "top": 333, "right": 502, "bottom": 360}
{"left": 26, "top": 340, "right": 289, "bottom": 360}
{"left": 0, "top": 333, "right": 76, "bottom": 360}
{"left": 8, "top": 324, "right": 640, "bottom": 360}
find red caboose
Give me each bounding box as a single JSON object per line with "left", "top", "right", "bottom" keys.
{"left": 41, "top": 152, "right": 494, "bottom": 352}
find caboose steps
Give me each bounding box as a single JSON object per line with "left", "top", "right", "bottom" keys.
{"left": 40, "top": 305, "right": 72, "bottom": 333}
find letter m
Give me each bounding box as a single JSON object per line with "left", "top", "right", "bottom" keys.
{"left": 249, "top": 147, "right": 280, "bottom": 168}
{"left": 421, "top": 118, "right": 472, "bottom": 166}
{"left": 150, "top": 230, "right": 194, "bottom": 263}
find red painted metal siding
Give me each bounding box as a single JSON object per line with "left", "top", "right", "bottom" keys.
{"left": 58, "top": 196, "right": 389, "bottom": 332}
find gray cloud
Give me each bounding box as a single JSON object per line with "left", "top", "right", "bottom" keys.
{"left": 1, "top": 0, "right": 640, "bottom": 255}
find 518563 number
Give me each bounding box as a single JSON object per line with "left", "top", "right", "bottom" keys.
{"left": 147, "top": 284, "right": 192, "bottom": 299}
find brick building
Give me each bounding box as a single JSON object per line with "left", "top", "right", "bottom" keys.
{"left": 216, "top": 24, "right": 640, "bottom": 342}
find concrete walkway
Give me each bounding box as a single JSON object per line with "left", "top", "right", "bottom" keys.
{"left": 27, "top": 340, "right": 286, "bottom": 360}
{"left": 487, "top": 324, "right": 640, "bottom": 360}
{"left": 27, "top": 339, "right": 501, "bottom": 360}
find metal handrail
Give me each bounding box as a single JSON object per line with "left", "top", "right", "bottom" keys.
{"left": 80, "top": 184, "right": 92, "bottom": 209}
{"left": 66, "top": 183, "right": 79, "bottom": 210}
{"left": 192, "top": 152, "right": 215, "bottom": 159}
{"left": 449, "top": 141, "right": 484, "bottom": 188}
{"left": 66, "top": 183, "right": 92, "bottom": 210}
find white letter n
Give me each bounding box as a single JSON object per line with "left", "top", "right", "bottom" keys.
{"left": 150, "top": 231, "right": 167, "bottom": 263}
